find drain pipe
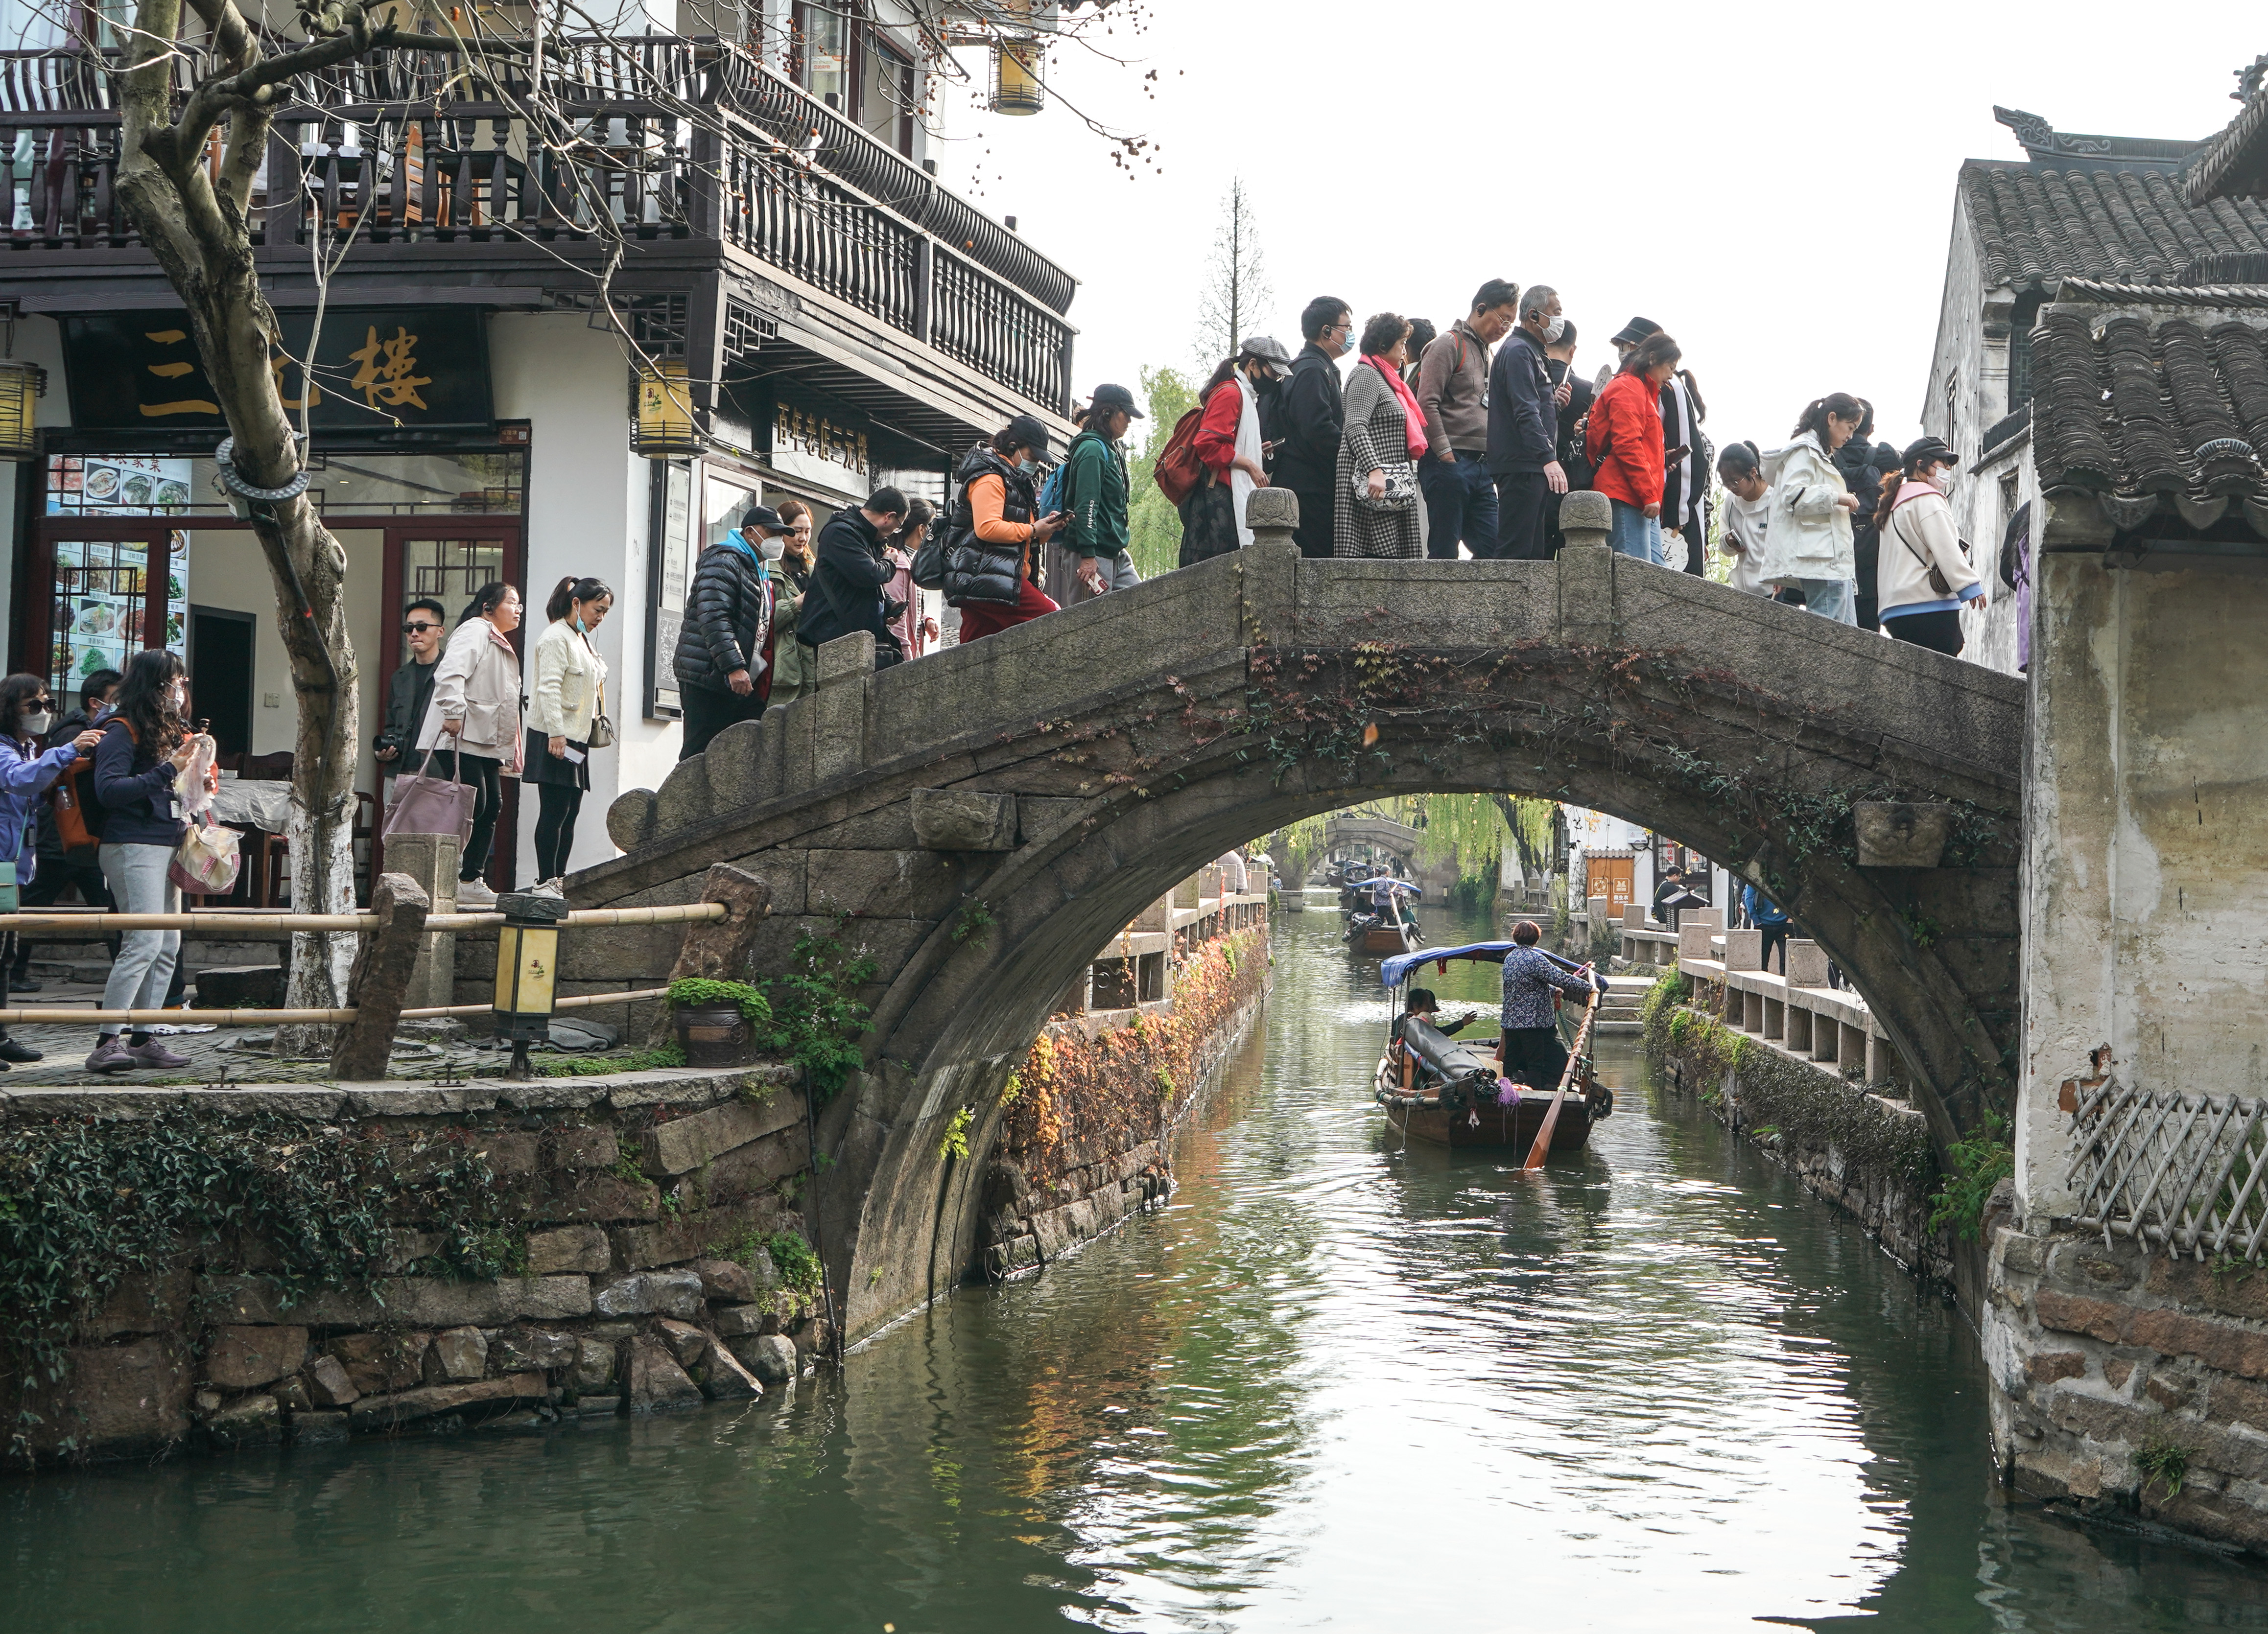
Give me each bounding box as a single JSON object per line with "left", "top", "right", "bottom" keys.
{"left": 802, "top": 1075, "right": 843, "bottom": 1369}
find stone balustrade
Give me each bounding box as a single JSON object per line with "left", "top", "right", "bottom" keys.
{"left": 1680, "top": 943, "right": 1897, "bottom": 1089}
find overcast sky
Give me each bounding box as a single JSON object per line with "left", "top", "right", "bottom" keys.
{"left": 932, "top": 0, "right": 2265, "bottom": 458}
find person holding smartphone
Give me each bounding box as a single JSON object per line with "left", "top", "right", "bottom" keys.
{"left": 945, "top": 416, "right": 1065, "bottom": 642}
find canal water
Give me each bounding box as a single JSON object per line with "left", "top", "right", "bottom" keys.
{"left": 8, "top": 901, "right": 2268, "bottom": 1632}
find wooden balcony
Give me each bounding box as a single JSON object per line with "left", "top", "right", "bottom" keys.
{"left": 0, "top": 38, "right": 1075, "bottom": 420}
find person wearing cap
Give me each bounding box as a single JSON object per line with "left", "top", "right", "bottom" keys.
{"left": 1185, "top": 336, "right": 1291, "bottom": 562}
{"left": 1486, "top": 283, "right": 1569, "bottom": 560}
{"left": 945, "top": 415, "right": 1065, "bottom": 641}
{"left": 1276, "top": 297, "right": 1355, "bottom": 559}
{"left": 1050, "top": 382, "right": 1141, "bottom": 606}
{"left": 674, "top": 499, "right": 787, "bottom": 760}
{"left": 1416, "top": 278, "right": 1518, "bottom": 560}
{"left": 1595, "top": 315, "right": 1663, "bottom": 397}
{"left": 1873, "top": 436, "right": 1984, "bottom": 655}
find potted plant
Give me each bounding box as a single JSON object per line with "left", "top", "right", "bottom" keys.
{"left": 667, "top": 978, "right": 771, "bottom": 1067}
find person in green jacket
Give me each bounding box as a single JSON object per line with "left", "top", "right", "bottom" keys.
{"left": 1047, "top": 382, "right": 1142, "bottom": 607}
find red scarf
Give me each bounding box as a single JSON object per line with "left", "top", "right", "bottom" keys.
{"left": 1366, "top": 354, "right": 1429, "bottom": 460}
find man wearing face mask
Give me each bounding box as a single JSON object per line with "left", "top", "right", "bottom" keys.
{"left": 1415, "top": 278, "right": 1519, "bottom": 560}
{"left": 1486, "top": 283, "right": 1569, "bottom": 560}
{"left": 1274, "top": 297, "right": 1354, "bottom": 559}
{"left": 672, "top": 503, "right": 785, "bottom": 760}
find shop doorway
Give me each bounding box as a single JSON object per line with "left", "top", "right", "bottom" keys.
{"left": 187, "top": 606, "right": 257, "bottom": 756}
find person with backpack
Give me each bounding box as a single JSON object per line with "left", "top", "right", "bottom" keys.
{"left": 0, "top": 674, "right": 101, "bottom": 1064}
{"left": 946, "top": 419, "right": 1065, "bottom": 642}
{"left": 1416, "top": 279, "right": 1519, "bottom": 560}
{"left": 1874, "top": 436, "right": 1984, "bottom": 655}
{"left": 85, "top": 650, "right": 207, "bottom": 1074}
{"left": 14, "top": 667, "right": 120, "bottom": 992}
{"left": 1047, "top": 383, "right": 1141, "bottom": 606}
{"left": 1182, "top": 337, "right": 1293, "bottom": 565}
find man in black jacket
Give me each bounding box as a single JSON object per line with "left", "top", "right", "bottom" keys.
{"left": 1274, "top": 296, "right": 1352, "bottom": 559}
{"left": 673, "top": 503, "right": 785, "bottom": 760}
{"left": 374, "top": 596, "right": 447, "bottom": 776}
{"left": 799, "top": 487, "right": 910, "bottom": 666}
{"left": 1833, "top": 402, "right": 1896, "bottom": 630}
{"left": 1544, "top": 320, "right": 1595, "bottom": 554}
{"left": 1486, "top": 283, "right": 1568, "bottom": 560}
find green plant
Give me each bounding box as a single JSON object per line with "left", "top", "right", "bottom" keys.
{"left": 538, "top": 1042, "right": 687, "bottom": 1078}
{"left": 2137, "top": 1439, "right": 2191, "bottom": 1501}
{"left": 610, "top": 1136, "right": 646, "bottom": 1186}
{"left": 666, "top": 978, "right": 773, "bottom": 1028}
{"left": 938, "top": 1106, "right": 973, "bottom": 1164}
{"left": 1928, "top": 1111, "right": 2014, "bottom": 1240}
{"left": 765, "top": 1231, "right": 823, "bottom": 1301}
{"left": 1153, "top": 1067, "right": 1177, "bottom": 1101}
{"left": 758, "top": 930, "right": 879, "bottom": 1105}
{"left": 951, "top": 901, "right": 995, "bottom": 947}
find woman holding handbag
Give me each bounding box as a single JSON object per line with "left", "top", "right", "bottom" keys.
{"left": 1874, "top": 436, "right": 1984, "bottom": 654}
{"left": 0, "top": 674, "right": 101, "bottom": 1065}
{"left": 1334, "top": 313, "right": 1426, "bottom": 560}
{"left": 526, "top": 575, "right": 613, "bottom": 889}
{"left": 417, "top": 582, "right": 524, "bottom": 906}
{"left": 86, "top": 650, "right": 206, "bottom": 1074}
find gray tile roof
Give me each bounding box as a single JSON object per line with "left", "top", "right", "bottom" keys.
{"left": 1960, "top": 163, "right": 2268, "bottom": 290}
{"left": 2032, "top": 307, "right": 2268, "bottom": 499}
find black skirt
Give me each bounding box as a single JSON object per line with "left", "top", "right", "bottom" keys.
{"left": 521, "top": 728, "right": 590, "bottom": 790}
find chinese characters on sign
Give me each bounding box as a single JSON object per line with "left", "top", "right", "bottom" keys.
{"left": 348, "top": 325, "right": 434, "bottom": 412}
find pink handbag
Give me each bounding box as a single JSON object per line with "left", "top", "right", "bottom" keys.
{"left": 382, "top": 739, "right": 475, "bottom": 847}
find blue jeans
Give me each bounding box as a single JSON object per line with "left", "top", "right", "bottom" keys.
{"left": 1608, "top": 500, "right": 1662, "bottom": 564}
{"left": 1794, "top": 578, "right": 1857, "bottom": 625}
{"left": 1418, "top": 450, "right": 1497, "bottom": 560}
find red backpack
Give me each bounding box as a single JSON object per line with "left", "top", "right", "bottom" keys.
{"left": 1153, "top": 401, "right": 1209, "bottom": 507}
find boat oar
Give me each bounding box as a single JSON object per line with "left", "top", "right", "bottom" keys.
{"left": 1522, "top": 973, "right": 1601, "bottom": 1171}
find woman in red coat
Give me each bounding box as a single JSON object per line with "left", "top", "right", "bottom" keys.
{"left": 1584, "top": 331, "right": 1681, "bottom": 564}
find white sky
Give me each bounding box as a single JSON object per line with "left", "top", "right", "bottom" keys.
{"left": 932, "top": 0, "right": 2266, "bottom": 457}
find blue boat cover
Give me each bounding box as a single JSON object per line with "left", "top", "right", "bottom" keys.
{"left": 1379, "top": 940, "right": 1605, "bottom": 990}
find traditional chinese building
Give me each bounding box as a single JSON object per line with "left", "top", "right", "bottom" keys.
{"left": 0, "top": 9, "right": 1078, "bottom": 887}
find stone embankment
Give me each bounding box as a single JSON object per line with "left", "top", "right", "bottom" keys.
{"left": 1644, "top": 970, "right": 1955, "bottom": 1285}
{"left": 980, "top": 925, "right": 1270, "bottom": 1278}
{"left": 5, "top": 1066, "right": 829, "bottom": 1465}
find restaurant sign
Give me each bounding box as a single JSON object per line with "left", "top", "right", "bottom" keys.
{"left": 61, "top": 307, "right": 493, "bottom": 432}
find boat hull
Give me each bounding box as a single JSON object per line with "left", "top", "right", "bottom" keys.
{"left": 1381, "top": 1095, "right": 1594, "bottom": 1150}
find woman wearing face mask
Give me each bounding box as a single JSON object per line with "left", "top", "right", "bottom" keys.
{"left": 0, "top": 675, "right": 101, "bottom": 1066}
{"left": 417, "top": 582, "right": 524, "bottom": 906}
{"left": 1873, "top": 436, "right": 1984, "bottom": 655}
{"left": 1758, "top": 392, "right": 1867, "bottom": 623}
{"left": 1182, "top": 336, "right": 1291, "bottom": 564}
{"left": 767, "top": 500, "right": 818, "bottom": 705}
{"left": 945, "top": 415, "right": 1065, "bottom": 641}
{"left": 1334, "top": 312, "right": 1428, "bottom": 560}
{"left": 884, "top": 498, "right": 939, "bottom": 660}
{"left": 85, "top": 650, "right": 207, "bottom": 1074}
{"left": 525, "top": 575, "right": 613, "bottom": 889}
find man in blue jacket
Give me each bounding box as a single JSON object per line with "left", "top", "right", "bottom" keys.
{"left": 1486, "top": 283, "right": 1570, "bottom": 561}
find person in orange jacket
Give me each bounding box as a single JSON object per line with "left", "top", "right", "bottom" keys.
{"left": 1585, "top": 330, "right": 1681, "bottom": 563}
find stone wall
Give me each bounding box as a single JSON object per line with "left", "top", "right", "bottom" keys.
{"left": 1647, "top": 995, "right": 1955, "bottom": 1285}
{"left": 5, "top": 1068, "right": 830, "bottom": 1466}
{"left": 979, "top": 926, "right": 1270, "bottom": 1279}
{"left": 1986, "top": 1221, "right": 2268, "bottom": 1551}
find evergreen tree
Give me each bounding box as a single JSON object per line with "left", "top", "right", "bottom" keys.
{"left": 1193, "top": 179, "right": 1272, "bottom": 368}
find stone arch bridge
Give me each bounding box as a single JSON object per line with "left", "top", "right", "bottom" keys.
{"left": 586, "top": 537, "right": 2023, "bottom": 1342}
{"left": 1320, "top": 813, "right": 1420, "bottom": 871}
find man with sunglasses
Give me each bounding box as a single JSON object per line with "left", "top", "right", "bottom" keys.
{"left": 1276, "top": 295, "right": 1354, "bottom": 560}
{"left": 375, "top": 597, "right": 449, "bottom": 776}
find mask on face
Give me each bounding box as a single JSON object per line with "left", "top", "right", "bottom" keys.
{"left": 1016, "top": 455, "right": 1038, "bottom": 474}
{"left": 169, "top": 681, "right": 187, "bottom": 712}
{"left": 759, "top": 535, "right": 785, "bottom": 560}
{"left": 1934, "top": 467, "right": 1957, "bottom": 494}
{"left": 21, "top": 709, "right": 50, "bottom": 737}
{"left": 1544, "top": 315, "right": 1567, "bottom": 344}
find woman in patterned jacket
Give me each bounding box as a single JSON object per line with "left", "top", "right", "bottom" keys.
{"left": 1497, "top": 919, "right": 1603, "bottom": 1091}
{"left": 1334, "top": 312, "right": 1427, "bottom": 560}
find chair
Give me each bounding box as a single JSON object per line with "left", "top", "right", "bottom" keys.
{"left": 240, "top": 750, "right": 295, "bottom": 782}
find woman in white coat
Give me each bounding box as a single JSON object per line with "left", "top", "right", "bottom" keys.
{"left": 416, "top": 581, "right": 523, "bottom": 906}
{"left": 1873, "top": 436, "right": 1984, "bottom": 655}
{"left": 1758, "top": 393, "right": 1866, "bottom": 624}
{"left": 526, "top": 575, "right": 613, "bottom": 888}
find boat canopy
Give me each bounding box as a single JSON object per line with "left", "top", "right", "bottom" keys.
{"left": 1379, "top": 941, "right": 1603, "bottom": 989}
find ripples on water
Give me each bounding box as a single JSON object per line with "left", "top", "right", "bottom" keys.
{"left": 7, "top": 902, "right": 2268, "bottom": 1633}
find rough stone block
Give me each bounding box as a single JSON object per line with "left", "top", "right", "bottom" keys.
{"left": 610, "top": 1195, "right": 793, "bottom": 1272}
{"left": 489, "top": 1327, "right": 579, "bottom": 1375}
{"left": 693, "top": 1336, "right": 763, "bottom": 1401}
{"left": 273, "top": 1376, "right": 313, "bottom": 1415}
{"left": 205, "top": 1325, "right": 307, "bottom": 1390}
{"left": 331, "top": 1331, "right": 429, "bottom": 1397}
{"left": 424, "top": 1326, "right": 489, "bottom": 1383}
{"left": 388, "top": 1276, "right": 593, "bottom": 1328}
{"left": 2032, "top": 1289, "right": 2126, "bottom": 1345}
{"left": 2025, "top": 1351, "right": 2088, "bottom": 1387}
{"left": 1992, "top": 1228, "right": 2048, "bottom": 1279}
{"left": 1724, "top": 929, "right": 1762, "bottom": 971}
{"left": 348, "top": 1373, "right": 546, "bottom": 1433}
{"left": 731, "top": 1332, "right": 799, "bottom": 1385}
{"left": 712, "top": 1304, "right": 767, "bottom": 1338}
{"left": 302, "top": 1354, "right": 361, "bottom": 1408}
{"left": 623, "top": 1335, "right": 705, "bottom": 1412}
{"left": 699, "top": 1125, "right": 812, "bottom": 1204}
{"left": 911, "top": 787, "right": 1018, "bottom": 851}
{"left": 641, "top": 1093, "right": 802, "bottom": 1177}
{"left": 1853, "top": 801, "right": 1953, "bottom": 868}
{"left": 1677, "top": 922, "right": 1719, "bottom": 961}
{"left": 2128, "top": 1307, "right": 2268, "bottom": 1380}
{"left": 591, "top": 1270, "right": 705, "bottom": 1319}
{"left": 293, "top": 1411, "right": 350, "bottom": 1445}
{"left": 542, "top": 1126, "right": 618, "bottom": 1172}
{"left": 545, "top": 1172, "right": 663, "bottom": 1225}
{"left": 525, "top": 1224, "right": 612, "bottom": 1276}
{"left": 815, "top": 629, "right": 876, "bottom": 685}
{"left": 21, "top": 1337, "right": 192, "bottom": 1459}
{"left": 690, "top": 1257, "right": 756, "bottom": 1303}
{"left": 206, "top": 1392, "right": 283, "bottom": 1450}
{"left": 571, "top": 1337, "right": 616, "bottom": 1392}
{"left": 2210, "top": 1376, "right": 2268, "bottom": 1429}
{"left": 1784, "top": 939, "right": 1831, "bottom": 988}
{"left": 654, "top": 1317, "right": 709, "bottom": 1368}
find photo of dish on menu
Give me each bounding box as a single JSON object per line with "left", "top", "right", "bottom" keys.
{"left": 46, "top": 533, "right": 189, "bottom": 703}
{"left": 47, "top": 453, "right": 195, "bottom": 516}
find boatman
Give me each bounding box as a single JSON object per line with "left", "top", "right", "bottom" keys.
{"left": 1497, "top": 920, "right": 1604, "bottom": 1090}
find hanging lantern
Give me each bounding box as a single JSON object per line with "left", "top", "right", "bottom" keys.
{"left": 491, "top": 890, "right": 567, "bottom": 1079}
{"left": 0, "top": 358, "right": 47, "bottom": 461}
{"left": 990, "top": 36, "right": 1044, "bottom": 115}
{"left": 630, "top": 359, "right": 701, "bottom": 457}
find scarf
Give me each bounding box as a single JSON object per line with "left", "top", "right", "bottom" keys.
{"left": 1366, "top": 354, "right": 1429, "bottom": 461}
{"left": 1227, "top": 373, "right": 1266, "bottom": 550}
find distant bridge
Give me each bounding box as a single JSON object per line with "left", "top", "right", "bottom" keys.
{"left": 1320, "top": 814, "right": 1419, "bottom": 869}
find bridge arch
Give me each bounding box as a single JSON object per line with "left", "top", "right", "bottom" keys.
{"left": 1321, "top": 813, "right": 1420, "bottom": 870}
{"left": 587, "top": 540, "right": 2023, "bottom": 1340}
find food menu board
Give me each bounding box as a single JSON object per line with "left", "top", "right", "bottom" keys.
{"left": 48, "top": 532, "right": 189, "bottom": 703}
{"left": 47, "top": 453, "right": 197, "bottom": 516}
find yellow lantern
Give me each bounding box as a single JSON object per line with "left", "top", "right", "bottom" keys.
{"left": 492, "top": 891, "right": 567, "bottom": 1078}
{"left": 0, "top": 357, "right": 46, "bottom": 461}
{"left": 630, "top": 359, "right": 701, "bottom": 457}
{"left": 990, "top": 36, "right": 1044, "bottom": 115}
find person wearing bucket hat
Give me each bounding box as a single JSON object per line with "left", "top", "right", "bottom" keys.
{"left": 1050, "top": 382, "right": 1143, "bottom": 607}
{"left": 1872, "top": 435, "right": 1984, "bottom": 655}
{"left": 673, "top": 499, "right": 788, "bottom": 760}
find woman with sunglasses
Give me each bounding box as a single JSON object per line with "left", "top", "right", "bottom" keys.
{"left": 0, "top": 674, "right": 103, "bottom": 1065}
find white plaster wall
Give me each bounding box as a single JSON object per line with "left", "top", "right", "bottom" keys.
{"left": 489, "top": 313, "right": 676, "bottom": 877}
{"left": 4, "top": 313, "right": 75, "bottom": 663}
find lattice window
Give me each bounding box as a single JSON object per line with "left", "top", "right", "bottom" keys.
{"left": 2065, "top": 1075, "right": 2268, "bottom": 1259}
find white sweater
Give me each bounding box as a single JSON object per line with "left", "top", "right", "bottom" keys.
{"left": 1876, "top": 481, "right": 1984, "bottom": 620}
{"left": 527, "top": 618, "right": 608, "bottom": 743}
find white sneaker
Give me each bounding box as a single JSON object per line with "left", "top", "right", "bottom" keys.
{"left": 530, "top": 877, "right": 566, "bottom": 899}
{"left": 456, "top": 878, "right": 498, "bottom": 907}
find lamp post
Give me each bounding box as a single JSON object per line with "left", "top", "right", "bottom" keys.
{"left": 492, "top": 891, "right": 568, "bottom": 1079}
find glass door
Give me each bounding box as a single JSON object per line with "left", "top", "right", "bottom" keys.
{"left": 31, "top": 525, "right": 187, "bottom": 704}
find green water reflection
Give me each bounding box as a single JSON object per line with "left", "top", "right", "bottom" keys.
{"left": 6, "top": 901, "right": 2266, "bottom": 1632}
